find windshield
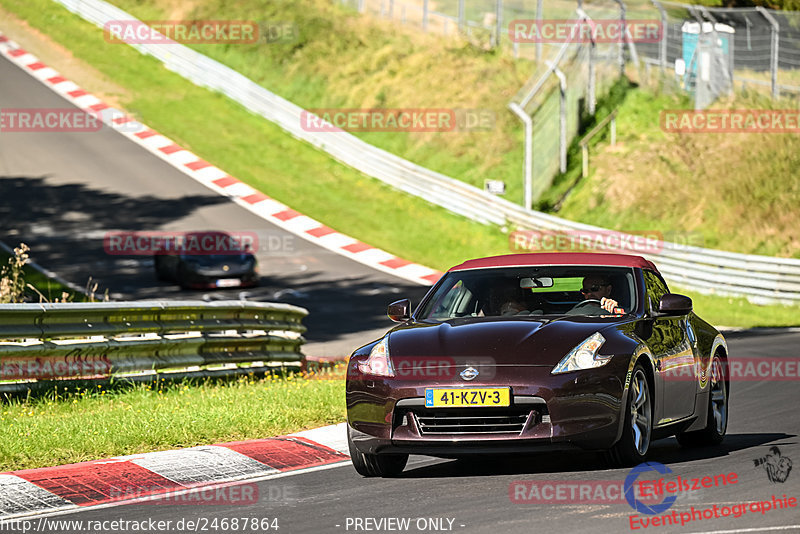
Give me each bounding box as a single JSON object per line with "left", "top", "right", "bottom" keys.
{"left": 416, "top": 266, "right": 637, "bottom": 320}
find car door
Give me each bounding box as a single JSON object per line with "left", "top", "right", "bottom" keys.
{"left": 642, "top": 270, "right": 697, "bottom": 423}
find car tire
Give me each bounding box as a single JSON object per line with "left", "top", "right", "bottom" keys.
{"left": 677, "top": 354, "right": 727, "bottom": 447}
{"left": 606, "top": 363, "right": 652, "bottom": 467}
{"left": 154, "top": 256, "right": 170, "bottom": 281}
{"left": 347, "top": 426, "right": 408, "bottom": 477}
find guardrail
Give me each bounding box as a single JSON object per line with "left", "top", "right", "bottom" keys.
{"left": 0, "top": 301, "right": 307, "bottom": 387}
{"left": 44, "top": 0, "right": 800, "bottom": 304}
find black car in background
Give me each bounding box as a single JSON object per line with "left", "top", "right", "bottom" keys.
{"left": 153, "top": 231, "right": 258, "bottom": 289}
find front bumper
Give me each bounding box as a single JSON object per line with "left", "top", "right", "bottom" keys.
{"left": 346, "top": 360, "right": 628, "bottom": 456}
{"left": 178, "top": 268, "right": 258, "bottom": 289}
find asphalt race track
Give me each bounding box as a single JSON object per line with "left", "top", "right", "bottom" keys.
{"left": 0, "top": 53, "right": 429, "bottom": 359}
{"left": 2, "top": 329, "right": 797, "bottom": 534}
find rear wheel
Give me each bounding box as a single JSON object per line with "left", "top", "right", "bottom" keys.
{"left": 347, "top": 426, "right": 408, "bottom": 477}
{"left": 606, "top": 364, "right": 652, "bottom": 467}
{"left": 154, "top": 256, "right": 170, "bottom": 281}
{"left": 677, "top": 354, "right": 727, "bottom": 447}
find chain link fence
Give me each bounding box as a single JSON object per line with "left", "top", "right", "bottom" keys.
{"left": 339, "top": 0, "right": 800, "bottom": 98}
{"left": 338, "top": 0, "right": 800, "bottom": 202}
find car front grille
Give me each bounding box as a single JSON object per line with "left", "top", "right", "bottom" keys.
{"left": 401, "top": 407, "right": 536, "bottom": 436}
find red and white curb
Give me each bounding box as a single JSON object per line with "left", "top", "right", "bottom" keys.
{"left": 0, "top": 31, "right": 443, "bottom": 287}
{"left": 0, "top": 423, "right": 349, "bottom": 521}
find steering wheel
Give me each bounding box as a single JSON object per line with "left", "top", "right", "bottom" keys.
{"left": 572, "top": 299, "right": 603, "bottom": 308}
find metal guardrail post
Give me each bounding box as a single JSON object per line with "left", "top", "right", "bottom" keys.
{"left": 756, "top": 7, "right": 780, "bottom": 99}
{"left": 389, "top": 0, "right": 394, "bottom": 18}
{"left": 509, "top": 102, "right": 533, "bottom": 210}
{"left": 423, "top": 0, "right": 429, "bottom": 31}
{"left": 651, "top": 0, "right": 668, "bottom": 73}
{"left": 458, "top": 0, "right": 465, "bottom": 31}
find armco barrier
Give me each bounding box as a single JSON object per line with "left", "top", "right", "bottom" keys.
{"left": 0, "top": 301, "right": 307, "bottom": 385}
{"left": 40, "top": 0, "right": 800, "bottom": 304}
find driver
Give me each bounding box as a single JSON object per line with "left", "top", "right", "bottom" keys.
{"left": 577, "top": 275, "right": 620, "bottom": 313}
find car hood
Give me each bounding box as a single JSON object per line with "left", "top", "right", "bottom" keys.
{"left": 386, "top": 317, "right": 621, "bottom": 367}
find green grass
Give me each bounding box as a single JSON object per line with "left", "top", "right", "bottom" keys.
{"left": 0, "top": 250, "right": 87, "bottom": 303}
{"left": 680, "top": 289, "right": 800, "bottom": 328}
{"left": 0, "top": 372, "right": 346, "bottom": 471}
{"left": 555, "top": 85, "right": 800, "bottom": 259}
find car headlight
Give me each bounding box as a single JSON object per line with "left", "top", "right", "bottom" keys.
{"left": 551, "top": 332, "right": 609, "bottom": 374}
{"left": 357, "top": 336, "right": 395, "bottom": 377}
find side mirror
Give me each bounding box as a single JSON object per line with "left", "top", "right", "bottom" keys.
{"left": 387, "top": 299, "right": 411, "bottom": 323}
{"left": 658, "top": 293, "right": 692, "bottom": 316}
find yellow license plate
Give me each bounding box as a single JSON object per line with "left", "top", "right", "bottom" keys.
{"left": 425, "top": 388, "right": 510, "bottom": 408}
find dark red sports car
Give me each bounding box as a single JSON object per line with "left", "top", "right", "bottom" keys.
{"left": 346, "top": 253, "right": 729, "bottom": 476}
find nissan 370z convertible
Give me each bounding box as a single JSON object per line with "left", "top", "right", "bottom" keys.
{"left": 346, "top": 253, "right": 730, "bottom": 476}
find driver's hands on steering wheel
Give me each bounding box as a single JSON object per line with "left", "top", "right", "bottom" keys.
{"left": 600, "top": 297, "right": 619, "bottom": 313}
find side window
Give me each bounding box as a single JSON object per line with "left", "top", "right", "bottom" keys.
{"left": 643, "top": 270, "right": 669, "bottom": 314}
{"left": 429, "top": 280, "right": 474, "bottom": 318}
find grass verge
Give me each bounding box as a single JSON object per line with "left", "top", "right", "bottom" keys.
{"left": 0, "top": 248, "right": 87, "bottom": 303}
{"left": 0, "top": 371, "right": 346, "bottom": 471}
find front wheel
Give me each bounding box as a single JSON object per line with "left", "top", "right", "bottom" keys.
{"left": 677, "top": 354, "right": 727, "bottom": 447}
{"left": 606, "top": 364, "right": 652, "bottom": 467}
{"left": 347, "top": 426, "right": 408, "bottom": 477}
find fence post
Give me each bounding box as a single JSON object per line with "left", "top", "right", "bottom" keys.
{"left": 581, "top": 145, "right": 589, "bottom": 178}
{"left": 611, "top": 116, "right": 617, "bottom": 146}
{"left": 578, "top": 8, "right": 597, "bottom": 115}
{"left": 550, "top": 63, "right": 568, "bottom": 174}
{"left": 458, "top": 0, "right": 465, "bottom": 31}
{"left": 423, "top": 0, "right": 429, "bottom": 31}
{"left": 757, "top": 6, "right": 780, "bottom": 99}
{"left": 358, "top": 0, "right": 365, "bottom": 13}
{"left": 509, "top": 103, "right": 533, "bottom": 210}
{"left": 389, "top": 0, "right": 394, "bottom": 18}
{"left": 536, "top": 0, "right": 543, "bottom": 62}
{"left": 651, "top": 0, "right": 667, "bottom": 73}
{"left": 613, "top": 0, "right": 627, "bottom": 76}
{"left": 494, "top": 0, "right": 504, "bottom": 48}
